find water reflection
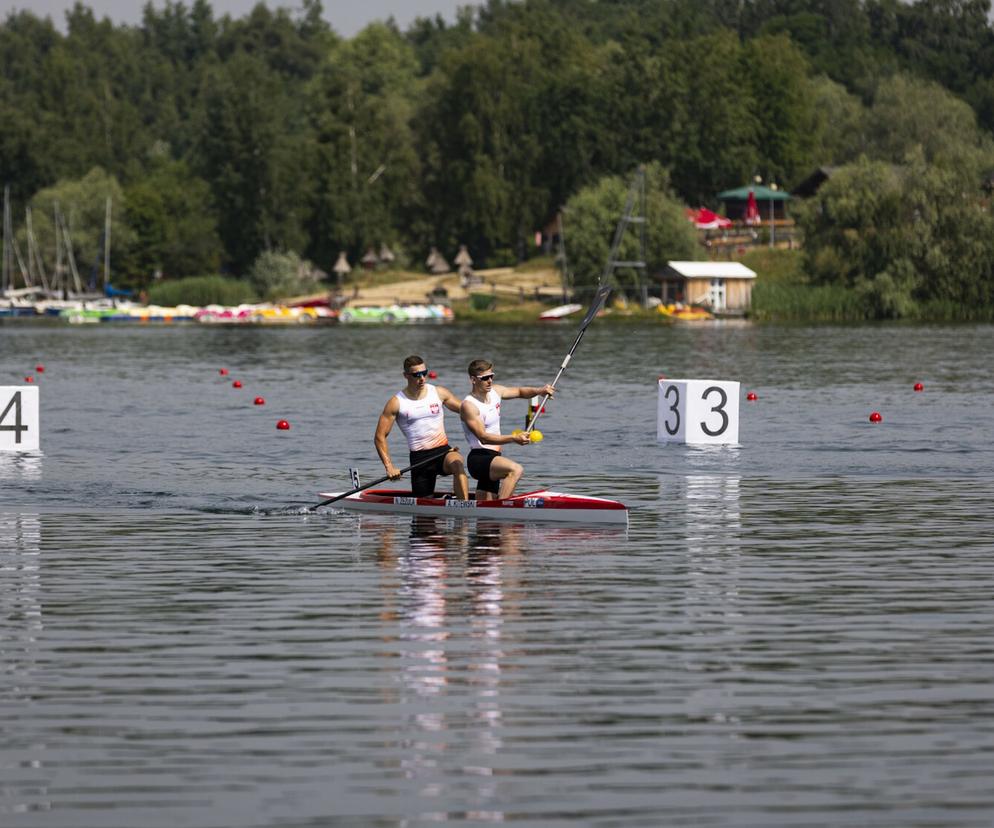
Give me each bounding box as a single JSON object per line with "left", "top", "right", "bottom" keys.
{"left": 0, "top": 513, "right": 47, "bottom": 816}
{"left": 0, "top": 452, "right": 42, "bottom": 485}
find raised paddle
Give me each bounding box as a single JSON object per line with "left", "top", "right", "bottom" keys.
{"left": 524, "top": 282, "right": 612, "bottom": 436}
{"left": 309, "top": 446, "right": 456, "bottom": 511}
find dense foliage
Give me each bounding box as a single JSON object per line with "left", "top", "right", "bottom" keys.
{"left": 2, "top": 0, "right": 994, "bottom": 317}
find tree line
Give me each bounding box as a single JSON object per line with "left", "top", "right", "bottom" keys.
{"left": 2, "top": 0, "right": 993, "bottom": 317}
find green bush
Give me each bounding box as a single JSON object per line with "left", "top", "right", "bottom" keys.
{"left": 147, "top": 275, "right": 257, "bottom": 306}
{"left": 751, "top": 282, "right": 867, "bottom": 321}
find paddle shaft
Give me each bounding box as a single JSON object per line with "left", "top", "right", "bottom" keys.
{"left": 525, "top": 171, "right": 642, "bottom": 435}
{"left": 310, "top": 447, "right": 455, "bottom": 510}
{"left": 525, "top": 283, "right": 611, "bottom": 435}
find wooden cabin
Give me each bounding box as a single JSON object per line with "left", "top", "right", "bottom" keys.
{"left": 659, "top": 261, "right": 757, "bottom": 315}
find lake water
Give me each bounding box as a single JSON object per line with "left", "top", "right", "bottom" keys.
{"left": 2, "top": 320, "right": 993, "bottom": 827}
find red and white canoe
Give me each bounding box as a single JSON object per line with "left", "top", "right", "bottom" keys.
{"left": 317, "top": 488, "right": 629, "bottom": 524}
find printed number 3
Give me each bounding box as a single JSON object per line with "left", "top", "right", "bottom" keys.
{"left": 0, "top": 391, "right": 27, "bottom": 444}
{"left": 664, "top": 385, "right": 680, "bottom": 435}
{"left": 700, "top": 386, "right": 728, "bottom": 436}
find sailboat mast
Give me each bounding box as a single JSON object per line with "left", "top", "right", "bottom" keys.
{"left": 2, "top": 185, "right": 12, "bottom": 296}
{"left": 103, "top": 196, "right": 111, "bottom": 289}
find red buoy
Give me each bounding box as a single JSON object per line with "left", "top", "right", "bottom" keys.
{"left": 746, "top": 391, "right": 758, "bottom": 401}
{"left": 254, "top": 396, "right": 265, "bottom": 405}
{"left": 219, "top": 368, "right": 229, "bottom": 376}
{"left": 913, "top": 382, "right": 924, "bottom": 392}
{"left": 35, "top": 364, "right": 45, "bottom": 373}
{"left": 869, "top": 411, "right": 882, "bottom": 423}
{"left": 276, "top": 419, "right": 290, "bottom": 430}
{"left": 232, "top": 380, "right": 242, "bottom": 388}
{"left": 428, "top": 370, "right": 438, "bottom": 379}
{"left": 24, "top": 376, "right": 34, "bottom": 383}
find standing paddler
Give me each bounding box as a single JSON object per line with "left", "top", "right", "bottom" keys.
{"left": 375, "top": 355, "right": 469, "bottom": 499}
{"left": 460, "top": 359, "right": 555, "bottom": 501}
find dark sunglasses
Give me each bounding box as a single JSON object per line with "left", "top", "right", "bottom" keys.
{"left": 475, "top": 373, "right": 495, "bottom": 382}
{"left": 407, "top": 369, "right": 429, "bottom": 378}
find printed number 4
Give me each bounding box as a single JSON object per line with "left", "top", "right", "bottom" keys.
{"left": 0, "top": 391, "right": 27, "bottom": 444}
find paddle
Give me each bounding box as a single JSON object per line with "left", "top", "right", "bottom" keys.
{"left": 309, "top": 446, "right": 455, "bottom": 511}
{"left": 524, "top": 282, "right": 612, "bottom": 435}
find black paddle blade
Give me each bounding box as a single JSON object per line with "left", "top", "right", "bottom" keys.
{"left": 581, "top": 284, "right": 612, "bottom": 328}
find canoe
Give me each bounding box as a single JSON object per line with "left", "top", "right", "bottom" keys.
{"left": 316, "top": 487, "right": 629, "bottom": 524}
{"left": 539, "top": 303, "right": 583, "bottom": 321}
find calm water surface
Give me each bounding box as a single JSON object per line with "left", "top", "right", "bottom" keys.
{"left": 1, "top": 321, "right": 993, "bottom": 827}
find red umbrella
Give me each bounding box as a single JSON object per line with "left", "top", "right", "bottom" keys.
{"left": 692, "top": 208, "right": 733, "bottom": 230}
{"left": 744, "top": 189, "right": 760, "bottom": 225}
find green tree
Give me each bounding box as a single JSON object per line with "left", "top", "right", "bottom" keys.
{"left": 798, "top": 152, "right": 994, "bottom": 317}
{"left": 192, "top": 51, "right": 315, "bottom": 273}
{"left": 25, "top": 167, "right": 133, "bottom": 291}
{"left": 121, "top": 157, "right": 223, "bottom": 281}
{"left": 306, "top": 22, "right": 423, "bottom": 268}
{"left": 563, "top": 163, "right": 699, "bottom": 297}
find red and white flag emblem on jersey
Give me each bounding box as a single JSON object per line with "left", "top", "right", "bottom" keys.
{"left": 430, "top": 403, "right": 440, "bottom": 414}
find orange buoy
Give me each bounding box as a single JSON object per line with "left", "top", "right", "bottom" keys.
{"left": 913, "top": 382, "right": 924, "bottom": 392}
{"left": 254, "top": 396, "right": 265, "bottom": 405}
{"left": 232, "top": 380, "right": 242, "bottom": 388}
{"left": 276, "top": 420, "right": 290, "bottom": 430}
{"left": 869, "top": 411, "right": 882, "bottom": 423}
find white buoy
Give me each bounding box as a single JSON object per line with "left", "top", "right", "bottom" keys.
{"left": 0, "top": 386, "right": 40, "bottom": 452}
{"left": 657, "top": 379, "right": 740, "bottom": 445}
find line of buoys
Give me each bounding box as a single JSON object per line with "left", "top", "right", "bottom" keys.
{"left": 215, "top": 366, "right": 290, "bottom": 431}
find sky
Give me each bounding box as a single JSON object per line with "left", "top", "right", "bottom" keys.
{"left": 0, "top": 0, "right": 471, "bottom": 37}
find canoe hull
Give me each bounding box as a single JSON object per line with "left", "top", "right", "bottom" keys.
{"left": 317, "top": 488, "right": 628, "bottom": 524}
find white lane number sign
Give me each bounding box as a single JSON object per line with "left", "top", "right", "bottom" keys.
{"left": 0, "top": 386, "right": 40, "bottom": 452}
{"left": 657, "top": 379, "right": 740, "bottom": 445}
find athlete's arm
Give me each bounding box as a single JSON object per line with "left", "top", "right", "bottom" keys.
{"left": 437, "top": 385, "right": 462, "bottom": 413}
{"left": 496, "top": 382, "right": 555, "bottom": 400}
{"left": 374, "top": 397, "right": 402, "bottom": 478}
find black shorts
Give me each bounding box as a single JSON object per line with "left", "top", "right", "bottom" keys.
{"left": 409, "top": 446, "right": 453, "bottom": 497}
{"left": 467, "top": 448, "right": 501, "bottom": 495}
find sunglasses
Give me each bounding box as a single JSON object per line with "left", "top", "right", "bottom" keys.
{"left": 407, "top": 369, "right": 429, "bottom": 378}
{"left": 474, "top": 373, "right": 495, "bottom": 382}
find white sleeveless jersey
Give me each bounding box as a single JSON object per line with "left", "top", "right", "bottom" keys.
{"left": 462, "top": 390, "right": 502, "bottom": 451}
{"left": 395, "top": 385, "right": 448, "bottom": 451}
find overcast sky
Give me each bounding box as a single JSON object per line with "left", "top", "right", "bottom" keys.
{"left": 0, "top": 0, "right": 472, "bottom": 37}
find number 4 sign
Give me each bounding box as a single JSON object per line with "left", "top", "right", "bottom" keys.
{"left": 657, "top": 379, "right": 740, "bottom": 445}
{"left": 0, "top": 386, "right": 40, "bottom": 452}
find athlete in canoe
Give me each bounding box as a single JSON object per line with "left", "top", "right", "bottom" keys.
{"left": 375, "top": 355, "right": 469, "bottom": 499}
{"left": 460, "top": 359, "right": 555, "bottom": 501}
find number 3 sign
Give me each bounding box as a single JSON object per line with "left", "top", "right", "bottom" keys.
{"left": 0, "top": 387, "right": 40, "bottom": 451}
{"left": 657, "top": 379, "right": 740, "bottom": 445}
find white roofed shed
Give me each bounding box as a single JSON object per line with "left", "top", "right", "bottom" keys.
{"left": 660, "top": 260, "right": 757, "bottom": 313}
